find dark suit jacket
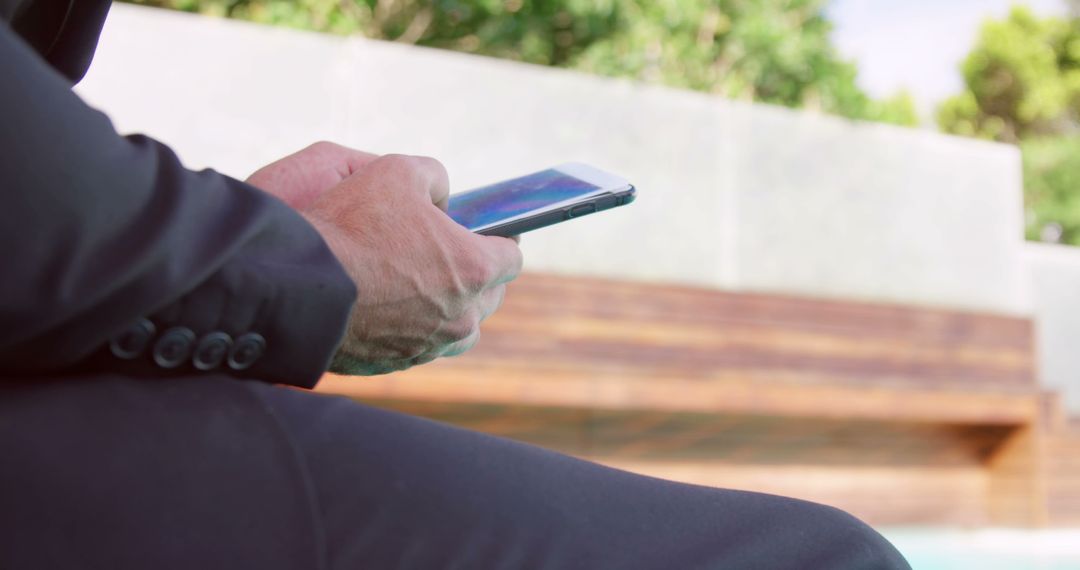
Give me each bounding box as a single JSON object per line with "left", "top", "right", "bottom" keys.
{"left": 0, "top": 0, "right": 356, "bottom": 386}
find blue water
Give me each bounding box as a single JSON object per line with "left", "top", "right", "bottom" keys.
{"left": 880, "top": 528, "right": 1080, "bottom": 570}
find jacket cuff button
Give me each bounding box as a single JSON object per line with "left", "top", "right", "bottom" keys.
{"left": 109, "top": 318, "right": 156, "bottom": 360}
{"left": 228, "top": 332, "right": 266, "bottom": 371}
{"left": 153, "top": 327, "right": 196, "bottom": 369}
{"left": 193, "top": 332, "right": 233, "bottom": 371}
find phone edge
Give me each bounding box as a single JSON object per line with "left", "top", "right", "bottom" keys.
{"left": 475, "top": 186, "right": 636, "bottom": 238}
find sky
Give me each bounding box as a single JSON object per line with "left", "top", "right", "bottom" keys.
{"left": 827, "top": 0, "right": 1067, "bottom": 115}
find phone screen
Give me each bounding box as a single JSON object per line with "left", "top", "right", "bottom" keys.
{"left": 449, "top": 169, "right": 602, "bottom": 231}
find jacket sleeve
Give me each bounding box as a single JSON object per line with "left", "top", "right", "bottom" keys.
{"left": 0, "top": 20, "right": 357, "bottom": 388}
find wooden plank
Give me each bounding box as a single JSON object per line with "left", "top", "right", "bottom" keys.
{"left": 482, "top": 314, "right": 1032, "bottom": 370}
{"left": 986, "top": 426, "right": 1048, "bottom": 526}
{"left": 504, "top": 274, "right": 1035, "bottom": 350}
{"left": 320, "top": 369, "right": 1041, "bottom": 424}
{"left": 473, "top": 275, "right": 1036, "bottom": 390}
{"left": 1046, "top": 424, "right": 1080, "bottom": 526}
{"left": 319, "top": 273, "right": 1038, "bottom": 410}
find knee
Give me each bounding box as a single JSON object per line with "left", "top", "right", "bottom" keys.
{"left": 794, "top": 501, "right": 911, "bottom": 569}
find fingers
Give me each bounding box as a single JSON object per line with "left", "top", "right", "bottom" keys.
{"left": 475, "top": 234, "right": 524, "bottom": 285}
{"left": 415, "top": 156, "right": 451, "bottom": 212}
{"left": 435, "top": 280, "right": 505, "bottom": 361}
{"left": 356, "top": 154, "right": 521, "bottom": 288}
{"left": 413, "top": 285, "right": 503, "bottom": 365}
{"left": 480, "top": 284, "right": 507, "bottom": 320}
{"left": 441, "top": 328, "right": 480, "bottom": 358}
{"left": 370, "top": 154, "right": 451, "bottom": 211}
{"left": 350, "top": 281, "right": 506, "bottom": 371}
{"left": 407, "top": 283, "right": 504, "bottom": 367}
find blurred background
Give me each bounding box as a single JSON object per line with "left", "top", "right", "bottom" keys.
{"left": 76, "top": 0, "right": 1080, "bottom": 567}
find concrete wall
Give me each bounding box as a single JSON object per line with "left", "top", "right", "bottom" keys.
{"left": 74, "top": 5, "right": 1080, "bottom": 410}
{"left": 77, "top": 4, "right": 1028, "bottom": 313}
{"left": 1026, "top": 243, "right": 1080, "bottom": 412}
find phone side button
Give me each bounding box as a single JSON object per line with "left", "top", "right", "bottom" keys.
{"left": 568, "top": 203, "right": 597, "bottom": 218}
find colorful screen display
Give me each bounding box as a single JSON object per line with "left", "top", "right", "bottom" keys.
{"left": 448, "top": 169, "right": 602, "bottom": 231}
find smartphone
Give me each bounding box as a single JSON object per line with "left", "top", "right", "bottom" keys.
{"left": 448, "top": 163, "right": 636, "bottom": 237}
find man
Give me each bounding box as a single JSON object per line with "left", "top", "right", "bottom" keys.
{"left": 0, "top": 1, "right": 910, "bottom": 568}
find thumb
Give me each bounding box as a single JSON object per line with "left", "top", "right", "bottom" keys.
{"left": 476, "top": 234, "right": 524, "bottom": 285}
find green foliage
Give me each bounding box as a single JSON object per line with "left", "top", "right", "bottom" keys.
{"left": 1022, "top": 136, "right": 1080, "bottom": 244}
{"left": 937, "top": 6, "right": 1080, "bottom": 142}
{"left": 940, "top": 6, "right": 1080, "bottom": 246}
{"left": 122, "top": 0, "right": 916, "bottom": 126}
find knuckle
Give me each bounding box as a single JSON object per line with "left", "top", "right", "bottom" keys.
{"left": 486, "top": 285, "right": 507, "bottom": 317}
{"left": 410, "top": 351, "right": 440, "bottom": 367}
{"left": 371, "top": 155, "right": 450, "bottom": 204}
{"left": 507, "top": 244, "right": 524, "bottom": 277}
{"left": 445, "top": 329, "right": 480, "bottom": 357}
{"left": 412, "top": 155, "right": 449, "bottom": 182}
{"left": 412, "top": 156, "right": 451, "bottom": 193}
{"left": 380, "top": 153, "right": 427, "bottom": 171}
{"left": 471, "top": 252, "right": 499, "bottom": 287}
{"left": 377, "top": 153, "right": 411, "bottom": 172}
{"left": 477, "top": 257, "right": 499, "bottom": 286}
{"left": 448, "top": 313, "right": 480, "bottom": 343}
{"left": 454, "top": 244, "right": 493, "bottom": 288}
{"left": 308, "top": 140, "right": 340, "bottom": 154}
{"left": 399, "top": 343, "right": 429, "bottom": 362}
{"left": 460, "top": 329, "right": 481, "bottom": 353}
{"left": 379, "top": 154, "right": 434, "bottom": 182}
{"left": 412, "top": 155, "right": 447, "bottom": 176}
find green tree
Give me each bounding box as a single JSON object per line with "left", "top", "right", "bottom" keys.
{"left": 939, "top": 6, "right": 1080, "bottom": 245}
{"left": 1022, "top": 136, "right": 1080, "bottom": 244}
{"left": 123, "top": 0, "right": 915, "bottom": 126}
{"left": 565, "top": 0, "right": 914, "bottom": 124}
{"left": 937, "top": 6, "right": 1080, "bottom": 143}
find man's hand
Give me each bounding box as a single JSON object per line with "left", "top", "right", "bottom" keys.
{"left": 246, "top": 141, "right": 379, "bottom": 209}
{"left": 292, "top": 153, "right": 522, "bottom": 375}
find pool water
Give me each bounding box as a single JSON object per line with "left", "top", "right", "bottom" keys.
{"left": 880, "top": 528, "right": 1080, "bottom": 570}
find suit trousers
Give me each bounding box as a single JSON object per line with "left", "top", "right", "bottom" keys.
{"left": 0, "top": 374, "right": 910, "bottom": 569}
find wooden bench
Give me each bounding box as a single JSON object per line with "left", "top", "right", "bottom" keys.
{"left": 318, "top": 273, "right": 1074, "bottom": 526}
